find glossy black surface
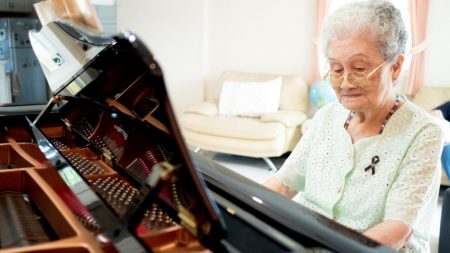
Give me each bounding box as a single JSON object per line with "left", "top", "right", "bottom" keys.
{"left": 192, "top": 152, "right": 396, "bottom": 253}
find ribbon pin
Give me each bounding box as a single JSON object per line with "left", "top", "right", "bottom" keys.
{"left": 364, "top": 156, "right": 380, "bottom": 175}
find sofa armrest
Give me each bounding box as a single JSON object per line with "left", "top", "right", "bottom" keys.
{"left": 260, "top": 110, "right": 307, "bottom": 127}
{"left": 301, "top": 119, "right": 313, "bottom": 134}
{"left": 184, "top": 102, "right": 218, "bottom": 116}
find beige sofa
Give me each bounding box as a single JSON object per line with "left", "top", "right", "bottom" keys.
{"left": 412, "top": 86, "right": 450, "bottom": 186}
{"left": 181, "top": 71, "right": 309, "bottom": 162}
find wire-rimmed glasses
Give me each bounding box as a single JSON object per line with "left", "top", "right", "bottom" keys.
{"left": 323, "top": 60, "right": 387, "bottom": 88}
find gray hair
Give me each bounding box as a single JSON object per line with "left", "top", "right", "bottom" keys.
{"left": 321, "top": 0, "right": 407, "bottom": 62}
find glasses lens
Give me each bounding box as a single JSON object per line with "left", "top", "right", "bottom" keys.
{"left": 348, "top": 72, "right": 366, "bottom": 87}
{"left": 329, "top": 73, "right": 342, "bottom": 87}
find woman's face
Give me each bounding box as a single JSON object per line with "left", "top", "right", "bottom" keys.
{"left": 326, "top": 37, "right": 395, "bottom": 112}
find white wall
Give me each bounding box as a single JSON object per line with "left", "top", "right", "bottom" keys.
{"left": 116, "top": 0, "right": 450, "bottom": 115}
{"left": 424, "top": 0, "right": 450, "bottom": 87}
{"left": 117, "top": 0, "right": 315, "bottom": 114}
{"left": 206, "top": 0, "right": 316, "bottom": 89}
{"left": 116, "top": 0, "right": 206, "bottom": 117}
{"left": 206, "top": 0, "right": 450, "bottom": 90}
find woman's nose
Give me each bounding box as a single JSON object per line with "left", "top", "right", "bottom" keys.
{"left": 339, "top": 73, "right": 357, "bottom": 89}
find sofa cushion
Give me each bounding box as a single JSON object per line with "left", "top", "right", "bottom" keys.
{"left": 208, "top": 71, "right": 308, "bottom": 113}
{"left": 413, "top": 87, "right": 450, "bottom": 111}
{"left": 260, "top": 110, "right": 307, "bottom": 127}
{"left": 184, "top": 102, "right": 218, "bottom": 116}
{"left": 182, "top": 113, "right": 286, "bottom": 140}
{"left": 183, "top": 128, "right": 297, "bottom": 158}
{"left": 279, "top": 75, "right": 308, "bottom": 112}
{"left": 218, "top": 77, "right": 282, "bottom": 117}
{"left": 412, "top": 87, "right": 450, "bottom": 143}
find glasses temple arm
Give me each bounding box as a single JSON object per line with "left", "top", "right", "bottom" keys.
{"left": 367, "top": 60, "right": 388, "bottom": 78}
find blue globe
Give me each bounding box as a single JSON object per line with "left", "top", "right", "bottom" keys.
{"left": 310, "top": 79, "right": 337, "bottom": 109}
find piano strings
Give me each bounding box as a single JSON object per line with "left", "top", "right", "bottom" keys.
{"left": 126, "top": 157, "right": 151, "bottom": 181}
{"left": 72, "top": 117, "right": 95, "bottom": 138}
{"left": 56, "top": 189, "right": 101, "bottom": 233}
{"left": 103, "top": 125, "right": 128, "bottom": 160}
{"left": 0, "top": 191, "right": 51, "bottom": 248}
{"left": 125, "top": 147, "right": 161, "bottom": 181}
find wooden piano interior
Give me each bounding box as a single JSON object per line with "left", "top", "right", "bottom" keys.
{"left": 0, "top": 114, "right": 212, "bottom": 253}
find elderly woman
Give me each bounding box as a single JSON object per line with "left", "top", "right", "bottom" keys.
{"left": 264, "top": 1, "right": 443, "bottom": 252}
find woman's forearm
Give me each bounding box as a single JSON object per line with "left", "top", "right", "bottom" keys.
{"left": 263, "top": 176, "right": 298, "bottom": 198}
{"left": 363, "top": 220, "right": 412, "bottom": 250}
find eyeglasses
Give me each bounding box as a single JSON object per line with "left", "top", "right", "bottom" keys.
{"left": 323, "top": 60, "right": 387, "bottom": 88}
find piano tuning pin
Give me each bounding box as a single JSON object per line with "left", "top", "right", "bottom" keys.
{"left": 64, "top": 152, "right": 106, "bottom": 176}
{"left": 139, "top": 203, "right": 176, "bottom": 231}
{"left": 88, "top": 176, "right": 139, "bottom": 215}
{"left": 50, "top": 138, "right": 69, "bottom": 150}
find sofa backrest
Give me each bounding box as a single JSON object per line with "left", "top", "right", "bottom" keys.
{"left": 412, "top": 87, "right": 450, "bottom": 111}
{"left": 207, "top": 70, "right": 309, "bottom": 113}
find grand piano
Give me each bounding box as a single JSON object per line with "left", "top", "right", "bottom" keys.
{"left": 0, "top": 19, "right": 396, "bottom": 253}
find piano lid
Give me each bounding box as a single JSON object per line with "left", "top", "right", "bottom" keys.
{"left": 29, "top": 21, "right": 110, "bottom": 95}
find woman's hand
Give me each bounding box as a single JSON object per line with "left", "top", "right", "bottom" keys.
{"left": 363, "top": 220, "right": 412, "bottom": 250}
{"left": 263, "top": 176, "right": 298, "bottom": 198}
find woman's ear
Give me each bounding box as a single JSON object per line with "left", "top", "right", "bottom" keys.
{"left": 392, "top": 54, "right": 405, "bottom": 81}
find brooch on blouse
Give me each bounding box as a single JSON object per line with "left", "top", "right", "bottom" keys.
{"left": 364, "top": 156, "right": 380, "bottom": 175}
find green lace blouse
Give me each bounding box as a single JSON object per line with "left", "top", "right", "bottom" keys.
{"left": 275, "top": 101, "right": 443, "bottom": 253}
